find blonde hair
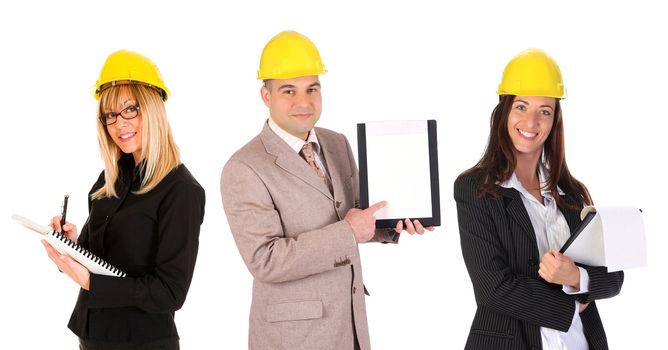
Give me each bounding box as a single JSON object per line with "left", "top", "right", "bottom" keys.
{"left": 92, "top": 84, "right": 180, "bottom": 199}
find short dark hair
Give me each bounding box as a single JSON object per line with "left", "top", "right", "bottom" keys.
{"left": 263, "top": 79, "right": 273, "bottom": 90}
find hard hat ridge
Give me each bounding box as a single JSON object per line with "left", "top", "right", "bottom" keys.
{"left": 94, "top": 50, "right": 170, "bottom": 101}
{"left": 258, "top": 31, "right": 326, "bottom": 80}
{"left": 497, "top": 48, "right": 565, "bottom": 99}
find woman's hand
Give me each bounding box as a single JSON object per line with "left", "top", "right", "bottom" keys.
{"left": 42, "top": 240, "right": 90, "bottom": 290}
{"left": 539, "top": 250, "right": 580, "bottom": 289}
{"left": 50, "top": 216, "right": 78, "bottom": 243}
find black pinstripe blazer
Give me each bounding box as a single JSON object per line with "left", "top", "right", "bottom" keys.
{"left": 454, "top": 171, "right": 624, "bottom": 350}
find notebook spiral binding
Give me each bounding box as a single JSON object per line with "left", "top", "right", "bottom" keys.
{"left": 52, "top": 230, "right": 127, "bottom": 277}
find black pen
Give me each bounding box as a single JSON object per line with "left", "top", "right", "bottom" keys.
{"left": 60, "top": 194, "right": 69, "bottom": 232}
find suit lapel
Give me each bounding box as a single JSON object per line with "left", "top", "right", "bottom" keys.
{"left": 499, "top": 185, "right": 582, "bottom": 240}
{"left": 317, "top": 129, "right": 344, "bottom": 198}
{"left": 498, "top": 186, "right": 538, "bottom": 248}
{"left": 260, "top": 122, "right": 333, "bottom": 200}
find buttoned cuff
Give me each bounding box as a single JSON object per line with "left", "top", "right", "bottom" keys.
{"left": 563, "top": 267, "right": 590, "bottom": 294}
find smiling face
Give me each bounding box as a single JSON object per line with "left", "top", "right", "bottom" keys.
{"left": 102, "top": 90, "right": 143, "bottom": 164}
{"left": 261, "top": 75, "right": 322, "bottom": 140}
{"left": 507, "top": 95, "right": 556, "bottom": 160}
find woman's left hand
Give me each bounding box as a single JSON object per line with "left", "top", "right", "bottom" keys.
{"left": 538, "top": 250, "right": 580, "bottom": 289}
{"left": 42, "top": 240, "right": 90, "bottom": 290}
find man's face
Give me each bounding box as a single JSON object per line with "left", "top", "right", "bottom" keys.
{"left": 261, "top": 75, "right": 322, "bottom": 140}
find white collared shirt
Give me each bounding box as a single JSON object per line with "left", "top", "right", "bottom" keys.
{"left": 500, "top": 163, "right": 590, "bottom": 350}
{"left": 268, "top": 118, "right": 330, "bottom": 178}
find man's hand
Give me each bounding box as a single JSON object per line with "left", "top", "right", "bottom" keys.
{"left": 395, "top": 219, "right": 435, "bottom": 235}
{"left": 345, "top": 201, "right": 387, "bottom": 243}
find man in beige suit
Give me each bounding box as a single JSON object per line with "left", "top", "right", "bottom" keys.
{"left": 221, "top": 31, "right": 432, "bottom": 350}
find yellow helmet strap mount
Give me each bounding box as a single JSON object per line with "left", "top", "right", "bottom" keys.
{"left": 97, "top": 80, "right": 167, "bottom": 101}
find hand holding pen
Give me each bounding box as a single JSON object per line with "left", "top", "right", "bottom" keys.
{"left": 50, "top": 194, "right": 78, "bottom": 243}
{"left": 60, "top": 194, "right": 68, "bottom": 229}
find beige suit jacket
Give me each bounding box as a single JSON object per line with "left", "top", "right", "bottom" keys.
{"left": 221, "top": 121, "right": 397, "bottom": 350}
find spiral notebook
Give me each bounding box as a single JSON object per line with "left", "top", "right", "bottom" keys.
{"left": 11, "top": 214, "right": 126, "bottom": 277}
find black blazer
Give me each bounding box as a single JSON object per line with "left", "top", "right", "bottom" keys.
{"left": 68, "top": 155, "right": 205, "bottom": 344}
{"left": 454, "top": 171, "right": 623, "bottom": 350}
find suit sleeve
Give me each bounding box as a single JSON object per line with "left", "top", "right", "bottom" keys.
{"left": 575, "top": 264, "right": 623, "bottom": 303}
{"left": 455, "top": 174, "right": 576, "bottom": 332}
{"left": 221, "top": 159, "right": 359, "bottom": 284}
{"left": 368, "top": 229, "right": 400, "bottom": 243}
{"left": 85, "top": 180, "right": 205, "bottom": 313}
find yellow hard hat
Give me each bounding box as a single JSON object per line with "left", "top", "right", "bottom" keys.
{"left": 257, "top": 31, "right": 326, "bottom": 80}
{"left": 94, "top": 50, "right": 170, "bottom": 101}
{"left": 497, "top": 48, "right": 565, "bottom": 99}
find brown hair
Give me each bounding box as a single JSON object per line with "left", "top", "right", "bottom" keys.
{"left": 465, "top": 94, "right": 592, "bottom": 208}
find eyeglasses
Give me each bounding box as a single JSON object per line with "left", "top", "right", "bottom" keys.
{"left": 99, "top": 105, "right": 141, "bottom": 126}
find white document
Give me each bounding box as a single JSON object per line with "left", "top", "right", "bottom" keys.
{"left": 562, "top": 206, "right": 646, "bottom": 272}
{"left": 364, "top": 120, "right": 432, "bottom": 220}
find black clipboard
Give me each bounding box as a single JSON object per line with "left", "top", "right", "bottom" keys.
{"left": 357, "top": 120, "right": 440, "bottom": 228}
{"left": 560, "top": 211, "right": 597, "bottom": 254}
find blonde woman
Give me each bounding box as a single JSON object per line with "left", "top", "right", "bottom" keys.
{"left": 43, "top": 50, "right": 204, "bottom": 350}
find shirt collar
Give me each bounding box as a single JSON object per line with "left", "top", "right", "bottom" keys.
{"left": 499, "top": 162, "right": 565, "bottom": 200}
{"left": 268, "top": 117, "right": 321, "bottom": 154}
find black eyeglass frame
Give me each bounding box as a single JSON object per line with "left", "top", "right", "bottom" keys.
{"left": 99, "top": 105, "right": 141, "bottom": 125}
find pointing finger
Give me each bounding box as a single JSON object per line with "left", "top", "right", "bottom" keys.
{"left": 365, "top": 201, "right": 387, "bottom": 214}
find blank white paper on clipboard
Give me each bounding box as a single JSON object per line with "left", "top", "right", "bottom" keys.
{"left": 357, "top": 120, "right": 440, "bottom": 228}
{"left": 561, "top": 206, "right": 646, "bottom": 272}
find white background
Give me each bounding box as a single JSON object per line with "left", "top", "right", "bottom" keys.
{"left": 1, "top": 1, "right": 665, "bottom": 348}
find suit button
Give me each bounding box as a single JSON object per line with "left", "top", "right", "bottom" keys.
{"left": 352, "top": 286, "right": 357, "bottom": 294}
{"left": 336, "top": 201, "right": 341, "bottom": 208}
